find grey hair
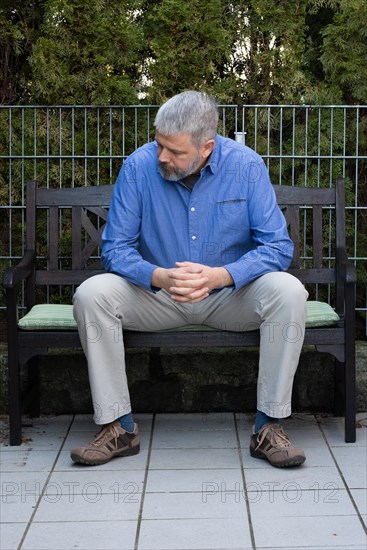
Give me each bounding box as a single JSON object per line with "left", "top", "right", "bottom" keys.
{"left": 154, "top": 91, "right": 219, "bottom": 147}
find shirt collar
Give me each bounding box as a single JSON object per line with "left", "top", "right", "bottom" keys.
{"left": 205, "top": 134, "right": 220, "bottom": 175}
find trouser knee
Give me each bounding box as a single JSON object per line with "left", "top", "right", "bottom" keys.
{"left": 269, "top": 272, "right": 308, "bottom": 306}
{"left": 73, "top": 275, "right": 103, "bottom": 309}
{"left": 73, "top": 273, "right": 123, "bottom": 317}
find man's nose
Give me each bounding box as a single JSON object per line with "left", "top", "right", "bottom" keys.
{"left": 158, "top": 147, "right": 170, "bottom": 163}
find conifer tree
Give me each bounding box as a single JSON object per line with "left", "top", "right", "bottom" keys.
{"left": 28, "top": 0, "right": 144, "bottom": 104}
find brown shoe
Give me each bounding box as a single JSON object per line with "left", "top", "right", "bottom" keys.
{"left": 71, "top": 421, "right": 140, "bottom": 466}
{"left": 250, "top": 423, "right": 306, "bottom": 468}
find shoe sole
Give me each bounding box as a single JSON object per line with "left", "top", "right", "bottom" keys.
{"left": 250, "top": 446, "right": 305, "bottom": 468}
{"left": 71, "top": 443, "right": 140, "bottom": 466}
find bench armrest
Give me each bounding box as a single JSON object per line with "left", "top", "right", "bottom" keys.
{"left": 335, "top": 250, "right": 356, "bottom": 319}
{"left": 336, "top": 247, "right": 357, "bottom": 285}
{"left": 340, "top": 260, "right": 357, "bottom": 285}
{"left": 3, "top": 250, "right": 36, "bottom": 289}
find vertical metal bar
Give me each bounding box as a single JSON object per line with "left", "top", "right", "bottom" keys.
{"left": 304, "top": 107, "right": 309, "bottom": 276}
{"left": 134, "top": 107, "right": 138, "bottom": 150}
{"left": 32, "top": 107, "right": 37, "bottom": 310}
{"left": 304, "top": 107, "right": 308, "bottom": 187}
{"left": 242, "top": 106, "right": 246, "bottom": 146}
{"left": 239, "top": 106, "right": 245, "bottom": 142}
{"left": 84, "top": 107, "right": 88, "bottom": 186}
{"left": 122, "top": 107, "right": 125, "bottom": 158}
{"left": 266, "top": 106, "right": 270, "bottom": 171}
{"left": 302, "top": 105, "right": 307, "bottom": 271}
{"left": 58, "top": 107, "right": 62, "bottom": 294}
{"left": 45, "top": 107, "right": 50, "bottom": 302}
{"left": 326, "top": 114, "right": 331, "bottom": 308}
{"left": 46, "top": 107, "right": 50, "bottom": 188}
{"left": 21, "top": 108, "right": 25, "bottom": 253}
{"left": 328, "top": 107, "right": 335, "bottom": 303}
{"left": 59, "top": 108, "right": 62, "bottom": 188}
{"left": 342, "top": 107, "right": 347, "bottom": 179}
{"left": 72, "top": 107, "right": 75, "bottom": 186}
{"left": 33, "top": 108, "right": 37, "bottom": 180}
{"left": 20, "top": 108, "right": 26, "bottom": 322}
{"left": 147, "top": 107, "right": 150, "bottom": 143}
{"left": 279, "top": 107, "right": 283, "bottom": 185}
{"left": 97, "top": 108, "right": 100, "bottom": 185}
{"left": 9, "top": 108, "right": 12, "bottom": 264}
{"left": 354, "top": 107, "right": 359, "bottom": 284}
{"left": 317, "top": 108, "right": 321, "bottom": 188}
{"left": 109, "top": 107, "right": 113, "bottom": 184}
{"left": 291, "top": 107, "right": 295, "bottom": 185}
{"left": 329, "top": 107, "right": 334, "bottom": 188}
{"left": 342, "top": 107, "right": 347, "bottom": 310}
{"left": 254, "top": 107, "right": 258, "bottom": 151}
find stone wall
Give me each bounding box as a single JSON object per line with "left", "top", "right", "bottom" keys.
{"left": 0, "top": 343, "right": 366, "bottom": 416}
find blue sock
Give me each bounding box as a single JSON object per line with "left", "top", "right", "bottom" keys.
{"left": 255, "top": 410, "right": 279, "bottom": 433}
{"left": 117, "top": 412, "right": 134, "bottom": 432}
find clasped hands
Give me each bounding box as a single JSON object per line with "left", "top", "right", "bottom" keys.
{"left": 152, "top": 261, "right": 233, "bottom": 304}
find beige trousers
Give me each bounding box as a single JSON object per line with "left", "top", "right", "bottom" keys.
{"left": 73, "top": 271, "right": 308, "bottom": 425}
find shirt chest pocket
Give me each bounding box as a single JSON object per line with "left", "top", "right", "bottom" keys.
{"left": 214, "top": 198, "right": 249, "bottom": 232}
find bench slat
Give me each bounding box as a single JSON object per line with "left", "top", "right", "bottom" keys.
{"left": 48, "top": 207, "right": 59, "bottom": 270}
{"left": 275, "top": 186, "right": 335, "bottom": 205}
{"left": 37, "top": 185, "right": 113, "bottom": 206}
{"left": 312, "top": 205, "right": 323, "bottom": 268}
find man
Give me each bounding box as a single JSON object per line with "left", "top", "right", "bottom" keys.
{"left": 71, "top": 91, "right": 308, "bottom": 468}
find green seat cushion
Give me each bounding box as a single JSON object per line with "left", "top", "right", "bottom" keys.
{"left": 304, "top": 300, "right": 340, "bottom": 327}
{"left": 18, "top": 304, "right": 77, "bottom": 330}
{"left": 18, "top": 300, "right": 340, "bottom": 331}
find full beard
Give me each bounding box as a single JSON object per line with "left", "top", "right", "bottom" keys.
{"left": 158, "top": 153, "right": 202, "bottom": 181}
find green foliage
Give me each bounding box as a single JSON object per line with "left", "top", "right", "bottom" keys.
{"left": 228, "top": 0, "right": 311, "bottom": 103}
{"left": 28, "top": 0, "right": 144, "bottom": 104}
{"left": 320, "top": 0, "right": 367, "bottom": 103}
{"left": 0, "top": 1, "right": 45, "bottom": 103}
{"left": 2, "top": 0, "right": 367, "bottom": 105}
{"left": 140, "top": 0, "right": 236, "bottom": 103}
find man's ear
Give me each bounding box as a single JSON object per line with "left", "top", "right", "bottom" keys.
{"left": 202, "top": 139, "right": 215, "bottom": 159}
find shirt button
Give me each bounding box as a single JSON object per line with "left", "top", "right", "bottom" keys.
{"left": 191, "top": 235, "right": 196, "bottom": 240}
{"left": 190, "top": 207, "right": 196, "bottom": 212}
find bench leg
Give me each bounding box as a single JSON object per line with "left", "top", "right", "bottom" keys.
{"left": 334, "top": 357, "right": 356, "bottom": 443}
{"left": 148, "top": 347, "right": 163, "bottom": 378}
{"left": 8, "top": 354, "right": 22, "bottom": 446}
{"left": 28, "top": 356, "right": 41, "bottom": 418}
{"left": 344, "top": 353, "right": 356, "bottom": 443}
{"left": 344, "top": 286, "right": 356, "bottom": 443}
{"left": 333, "top": 359, "right": 344, "bottom": 417}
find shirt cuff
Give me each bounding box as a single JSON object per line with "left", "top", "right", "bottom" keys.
{"left": 135, "top": 262, "right": 159, "bottom": 292}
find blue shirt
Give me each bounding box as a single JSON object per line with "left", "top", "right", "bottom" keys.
{"left": 101, "top": 135, "right": 293, "bottom": 291}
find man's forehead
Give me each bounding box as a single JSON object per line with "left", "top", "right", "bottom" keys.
{"left": 155, "top": 131, "right": 194, "bottom": 149}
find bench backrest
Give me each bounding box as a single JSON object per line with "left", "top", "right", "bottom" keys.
{"left": 26, "top": 178, "right": 346, "bottom": 304}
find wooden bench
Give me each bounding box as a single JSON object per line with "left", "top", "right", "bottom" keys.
{"left": 3, "top": 178, "right": 357, "bottom": 445}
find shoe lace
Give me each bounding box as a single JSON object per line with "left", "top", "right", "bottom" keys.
{"left": 89, "top": 423, "right": 121, "bottom": 448}
{"left": 256, "top": 424, "right": 291, "bottom": 450}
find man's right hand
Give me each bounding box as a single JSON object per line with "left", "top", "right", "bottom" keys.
{"left": 151, "top": 265, "right": 210, "bottom": 303}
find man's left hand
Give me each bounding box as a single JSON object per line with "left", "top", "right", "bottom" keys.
{"left": 168, "top": 261, "right": 234, "bottom": 303}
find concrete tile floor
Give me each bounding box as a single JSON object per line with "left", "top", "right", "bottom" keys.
{"left": 0, "top": 413, "right": 366, "bottom": 550}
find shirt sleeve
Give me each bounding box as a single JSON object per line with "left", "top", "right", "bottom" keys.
{"left": 223, "top": 159, "right": 294, "bottom": 290}
{"left": 101, "top": 159, "right": 159, "bottom": 291}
